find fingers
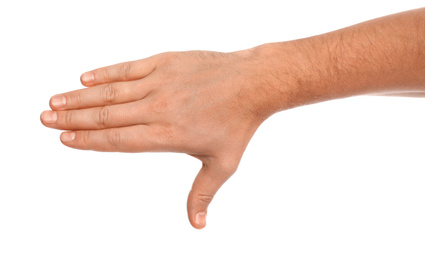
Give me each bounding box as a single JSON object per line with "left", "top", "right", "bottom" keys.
{"left": 41, "top": 100, "right": 157, "bottom": 130}
{"left": 80, "top": 56, "right": 158, "bottom": 87}
{"left": 49, "top": 79, "right": 153, "bottom": 111}
{"left": 187, "top": 160, "right": 238, "bottom": 229}
{"left": 59, "top": 125, "right": 160, "bottom": 152}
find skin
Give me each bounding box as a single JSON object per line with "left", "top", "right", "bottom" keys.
{"left": 41, "top": 8, "right": 425, "bottom": 229}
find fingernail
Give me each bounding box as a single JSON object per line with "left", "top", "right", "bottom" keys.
{"left": 195, "top": 212, "right": 207, "bottom": 227}
{"left": 41, "top": 111, "right": 57, "bottom": 123}
{"left": 81, "top": 73, "right": 94, "bottom": 83}
{"left": 61, "top": 132, "right": 75, "bottom": 142}
{"left": 51, "top": 95, "right": 66, "bottom": 108}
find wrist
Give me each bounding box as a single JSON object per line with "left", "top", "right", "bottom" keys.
{"left": 235, "top": 36, "right": 346, "bottom": 121}
{"left": 249, "top": 34, "right": 365, "bottom": 117}
{"left": 247, "top": 40, "right": 331, "bottom": 116}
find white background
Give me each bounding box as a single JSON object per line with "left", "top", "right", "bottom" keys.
{"left": 1, "top": 1, "right": 424, "bottom": 259}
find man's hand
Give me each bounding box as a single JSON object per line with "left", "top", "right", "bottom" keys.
{"left": 40, "top": 50, "right": 272, "bottom": 229}
{"left": 41, "top": 7, "right": 425, "bottom": 229}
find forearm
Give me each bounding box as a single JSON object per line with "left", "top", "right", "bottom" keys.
{"left": 254, "top": 7, "right": 425, "bottom": 115}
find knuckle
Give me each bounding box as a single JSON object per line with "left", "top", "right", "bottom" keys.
{"left": 63, "top": 111, "right": 73, "bottom": 127}
{"left": 96, "top": 106, "right": 110, "bottom": 128}
{"left": 154, "top": 124, "right": 176, "bottom": 145}
{"left": 98, "top": 69, "right": 110, "bottom": 82}
{"left": 106, "top": 129, "right": 121, "bottom": 147}
{"left": 73, "top": 92, "right": 83, "bottom": 107}
{"left": 217, "top": 157, "right": 240, "bottom": 174}
{"left": 195, "top": 193, "right": 214, "bottom": 205}
{"left": 79, "top": 131, "right": 90, "bottom": 146}
{"left": 119, "top": 63, "right": 132, "bottom": 80}
{"left": 157, "top": 51, "right": 176, "bottom": 66}
{"left": 102, "top": 84, "right": 117, "bottom": 104}
{"left": 149, "top": 98, "right": 168, "bottom": 114}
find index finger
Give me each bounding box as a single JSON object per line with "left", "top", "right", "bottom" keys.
{"left": 80, "top": 55, "right": 158, "bottom": 86}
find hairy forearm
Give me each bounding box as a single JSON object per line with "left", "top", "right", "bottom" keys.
{"left": 253, "top": 7, "right": 425, "bottom": 114}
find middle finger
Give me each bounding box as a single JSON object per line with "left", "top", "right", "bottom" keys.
{"left": 41, "top": 99, "right": 155, "bottom": 130}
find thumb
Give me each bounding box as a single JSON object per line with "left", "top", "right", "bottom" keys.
{"left": 187, "top": 161, "right": 236, "bottom": 229}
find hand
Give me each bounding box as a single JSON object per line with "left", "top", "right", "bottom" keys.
{"left": 40, "top": 49, "right": 272, "bottom": 229}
